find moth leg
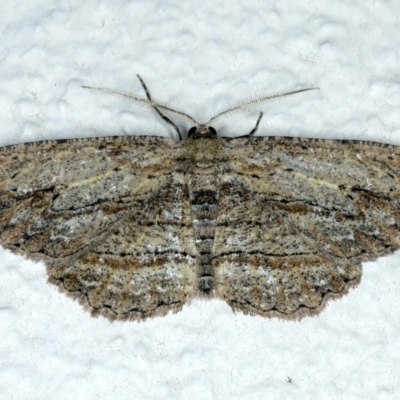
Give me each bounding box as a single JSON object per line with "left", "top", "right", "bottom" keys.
{"left": 136, "top": 74, "right": 182, "bottom": 140}
{"left": 246, "top": 112, "right": 263, "bottom": 137}
{"left": 234, "top": 112, "right": 264, "bottom": 138}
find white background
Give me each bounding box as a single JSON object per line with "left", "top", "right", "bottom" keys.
{"left": 1, "top": 1, "right": 400, "bottom": 399}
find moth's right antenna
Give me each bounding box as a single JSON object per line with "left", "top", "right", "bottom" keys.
{"left": 206, "top": 87, "right": 319, "bottom": 137}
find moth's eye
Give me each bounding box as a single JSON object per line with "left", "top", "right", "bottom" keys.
{"left": 209, "top": 127, "right": 217, "bottom": 136}
{"left": 188, "top": 127, "right": 197, "bottom": 138}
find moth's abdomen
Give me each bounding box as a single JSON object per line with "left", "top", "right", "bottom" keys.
{"left": 189, "top": 177, "right": 219, "bottom": 295}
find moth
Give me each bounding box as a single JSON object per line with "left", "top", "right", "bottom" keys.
{"left": 1, "top": 75, "right": 399, "bottom": 321}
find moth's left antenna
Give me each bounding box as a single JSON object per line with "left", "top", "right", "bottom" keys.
{"left": 82, "top": 76, "right": 200, "bottom": 141}
{"left": 134, "top": 75, "right": 182, "bottom": 140}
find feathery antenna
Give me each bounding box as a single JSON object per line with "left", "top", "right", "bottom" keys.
{"left": 82, "top": 77, "right": 319, "bottom": 139}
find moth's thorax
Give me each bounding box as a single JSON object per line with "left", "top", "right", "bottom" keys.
{"left": 182, "top": 135, "right": 226, "bottom": 169}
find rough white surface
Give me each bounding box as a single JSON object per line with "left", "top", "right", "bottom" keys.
{"left": 1, "top": 1, "right": 400, "bottom": 399}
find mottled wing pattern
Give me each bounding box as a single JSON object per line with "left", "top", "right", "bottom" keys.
{"left": 0, "top": 136, "right": 197, "bottom": 320}
{"left": 214, "top": 137, "right": 400, "bottom": 319}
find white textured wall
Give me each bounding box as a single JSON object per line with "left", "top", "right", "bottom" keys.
{"left": 1, "top": 1, "right": 400, "bottom": 399}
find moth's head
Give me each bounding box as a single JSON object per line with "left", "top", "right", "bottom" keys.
{"left": 187, "top": 125, "right": 217, "bottom": 139}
